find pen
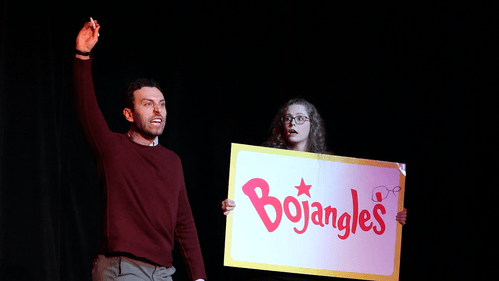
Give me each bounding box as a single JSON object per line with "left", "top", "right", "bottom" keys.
{"left": 90, "top": 17, "right": 99, "bottom": 36}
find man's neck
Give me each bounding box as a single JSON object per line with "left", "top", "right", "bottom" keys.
{"left": 127, "top": 130, "right": 158, "bottom": 146}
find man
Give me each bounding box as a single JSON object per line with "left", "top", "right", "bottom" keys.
{"left": 73, "top": 20, "right": 206, "bottom": 281}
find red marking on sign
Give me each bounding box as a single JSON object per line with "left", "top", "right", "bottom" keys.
{"left": 376, "top": 192, "right": 383, "bottom": 202}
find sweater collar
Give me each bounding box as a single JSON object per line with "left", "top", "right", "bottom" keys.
{"left": 127, "top": 131, "right": 159, "bottom": 146}
{"left": 150, "top": 137, "right": 159, "bottom": 146}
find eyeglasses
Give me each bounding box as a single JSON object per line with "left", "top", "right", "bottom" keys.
{"left": 371, "top": 186, "right": 401, "bottom": 202}
{"left": 281, "top": 115, "right": 310, "bottom": 125}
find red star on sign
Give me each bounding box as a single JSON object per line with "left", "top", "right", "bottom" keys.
{"left": 295, "top": 178, "right": 312, "bottom": 197}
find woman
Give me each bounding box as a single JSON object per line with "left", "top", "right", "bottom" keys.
{"left": 221, "top": 98, "right": 407, "bottom": 280}
{"left": 263, "top": 97, "right": 328, "bottom": 154}
{"left": 222, "top": 98, "right": 407, "bottom": 224}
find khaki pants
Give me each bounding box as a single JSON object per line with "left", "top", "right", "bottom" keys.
{"left": 92, "top": 254, "right": 176, "bottom": 281}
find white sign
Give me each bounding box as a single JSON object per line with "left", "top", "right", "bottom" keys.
{"left": 224, "top": 144, "right": 405, "bottom": 281}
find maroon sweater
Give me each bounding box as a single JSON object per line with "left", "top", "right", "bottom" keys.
{"left": 73, "top": 56, "right": 206, "bottom": 280}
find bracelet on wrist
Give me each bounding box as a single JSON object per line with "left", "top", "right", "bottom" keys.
{"left": 75, "top": 49, "right": 91, "bottom": 56}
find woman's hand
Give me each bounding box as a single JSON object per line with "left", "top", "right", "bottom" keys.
{"left": 396, "top": 208, "right": 407, "bottom": 225}
{"left": 221, "top": 199, "right": 236, "bottom": 215}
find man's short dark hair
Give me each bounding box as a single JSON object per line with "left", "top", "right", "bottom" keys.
{"left": 124, "top": 78, "right": 163, "bottom": 110}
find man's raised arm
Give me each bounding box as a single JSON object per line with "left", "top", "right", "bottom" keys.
{"left": 73, "top": 19, "right": 118, "bottom": 157}
{"left": 75, "top": 19, "right": 100, "bottom": 60}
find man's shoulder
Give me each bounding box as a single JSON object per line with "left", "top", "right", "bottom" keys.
{"left": 155, "top": 145, "right": 182, "bottom": 160}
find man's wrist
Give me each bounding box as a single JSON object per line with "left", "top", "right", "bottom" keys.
{"left": 75, "top": 53, "right": 91, "bottom": 60}
{"left": 75, "top": 49, "right": 91, "bottom": 60}
{"left": 75, "top": 49, "right": 91, "bottom": 56}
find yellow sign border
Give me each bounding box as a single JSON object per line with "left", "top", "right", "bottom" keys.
{"left": 224, "top": 143, "right": 405, "bottom": 281}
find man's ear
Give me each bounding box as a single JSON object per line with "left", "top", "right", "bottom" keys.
{"left": 123, "top": 108, "right": 134, "bottom": 122}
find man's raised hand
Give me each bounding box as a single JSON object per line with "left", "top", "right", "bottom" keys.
{"left": 76, "top": 18, "right": 100, "bottom": 55}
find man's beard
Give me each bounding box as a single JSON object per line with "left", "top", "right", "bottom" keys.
{"left": 132, "top": 119, "right": 165, "bottom": 139}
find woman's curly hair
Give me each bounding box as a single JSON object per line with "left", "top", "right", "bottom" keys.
{"left": 264, "top": 98, "right": 328, "bottom": 153}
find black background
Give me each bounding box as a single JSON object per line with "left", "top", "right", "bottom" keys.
{"left": 1, "top": 1, "right": 472, "bottom": 280}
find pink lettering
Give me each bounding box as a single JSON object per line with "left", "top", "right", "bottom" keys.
{"left": 294, "top": 201, "right": 309, "bottom": 234}
{"left": 338, "top": 212, "right": 351, "bottom": 240}
{"left": 325, "top": 206, "right": 338, "bottom": 228}
{"left": 359, "top": 210, "right": 373, "bottom": 231}
{"left": 242, "top": 178, "right": 388, "bottom": 239}
{"left": 351, "top": 189, "right": 358, "bottom": 235}
{"left": 311, "top": 202, "right": 325, "bottom": 227}
{"left": 373, "top": 203, "right": 386, "bottom": 235}
{"left": 242, "top": 178, "right": 282, "bottom": 232}
{"left": 284, "top": 196, "right": 301, "bottom": 223}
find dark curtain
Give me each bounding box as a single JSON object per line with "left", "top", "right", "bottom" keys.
{"left": 1, "top": 1, "right": 470, "bottom": 280}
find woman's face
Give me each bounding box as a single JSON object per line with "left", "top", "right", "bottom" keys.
{"left": 283, "top": 104, "right": 311, "bottom": 151}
